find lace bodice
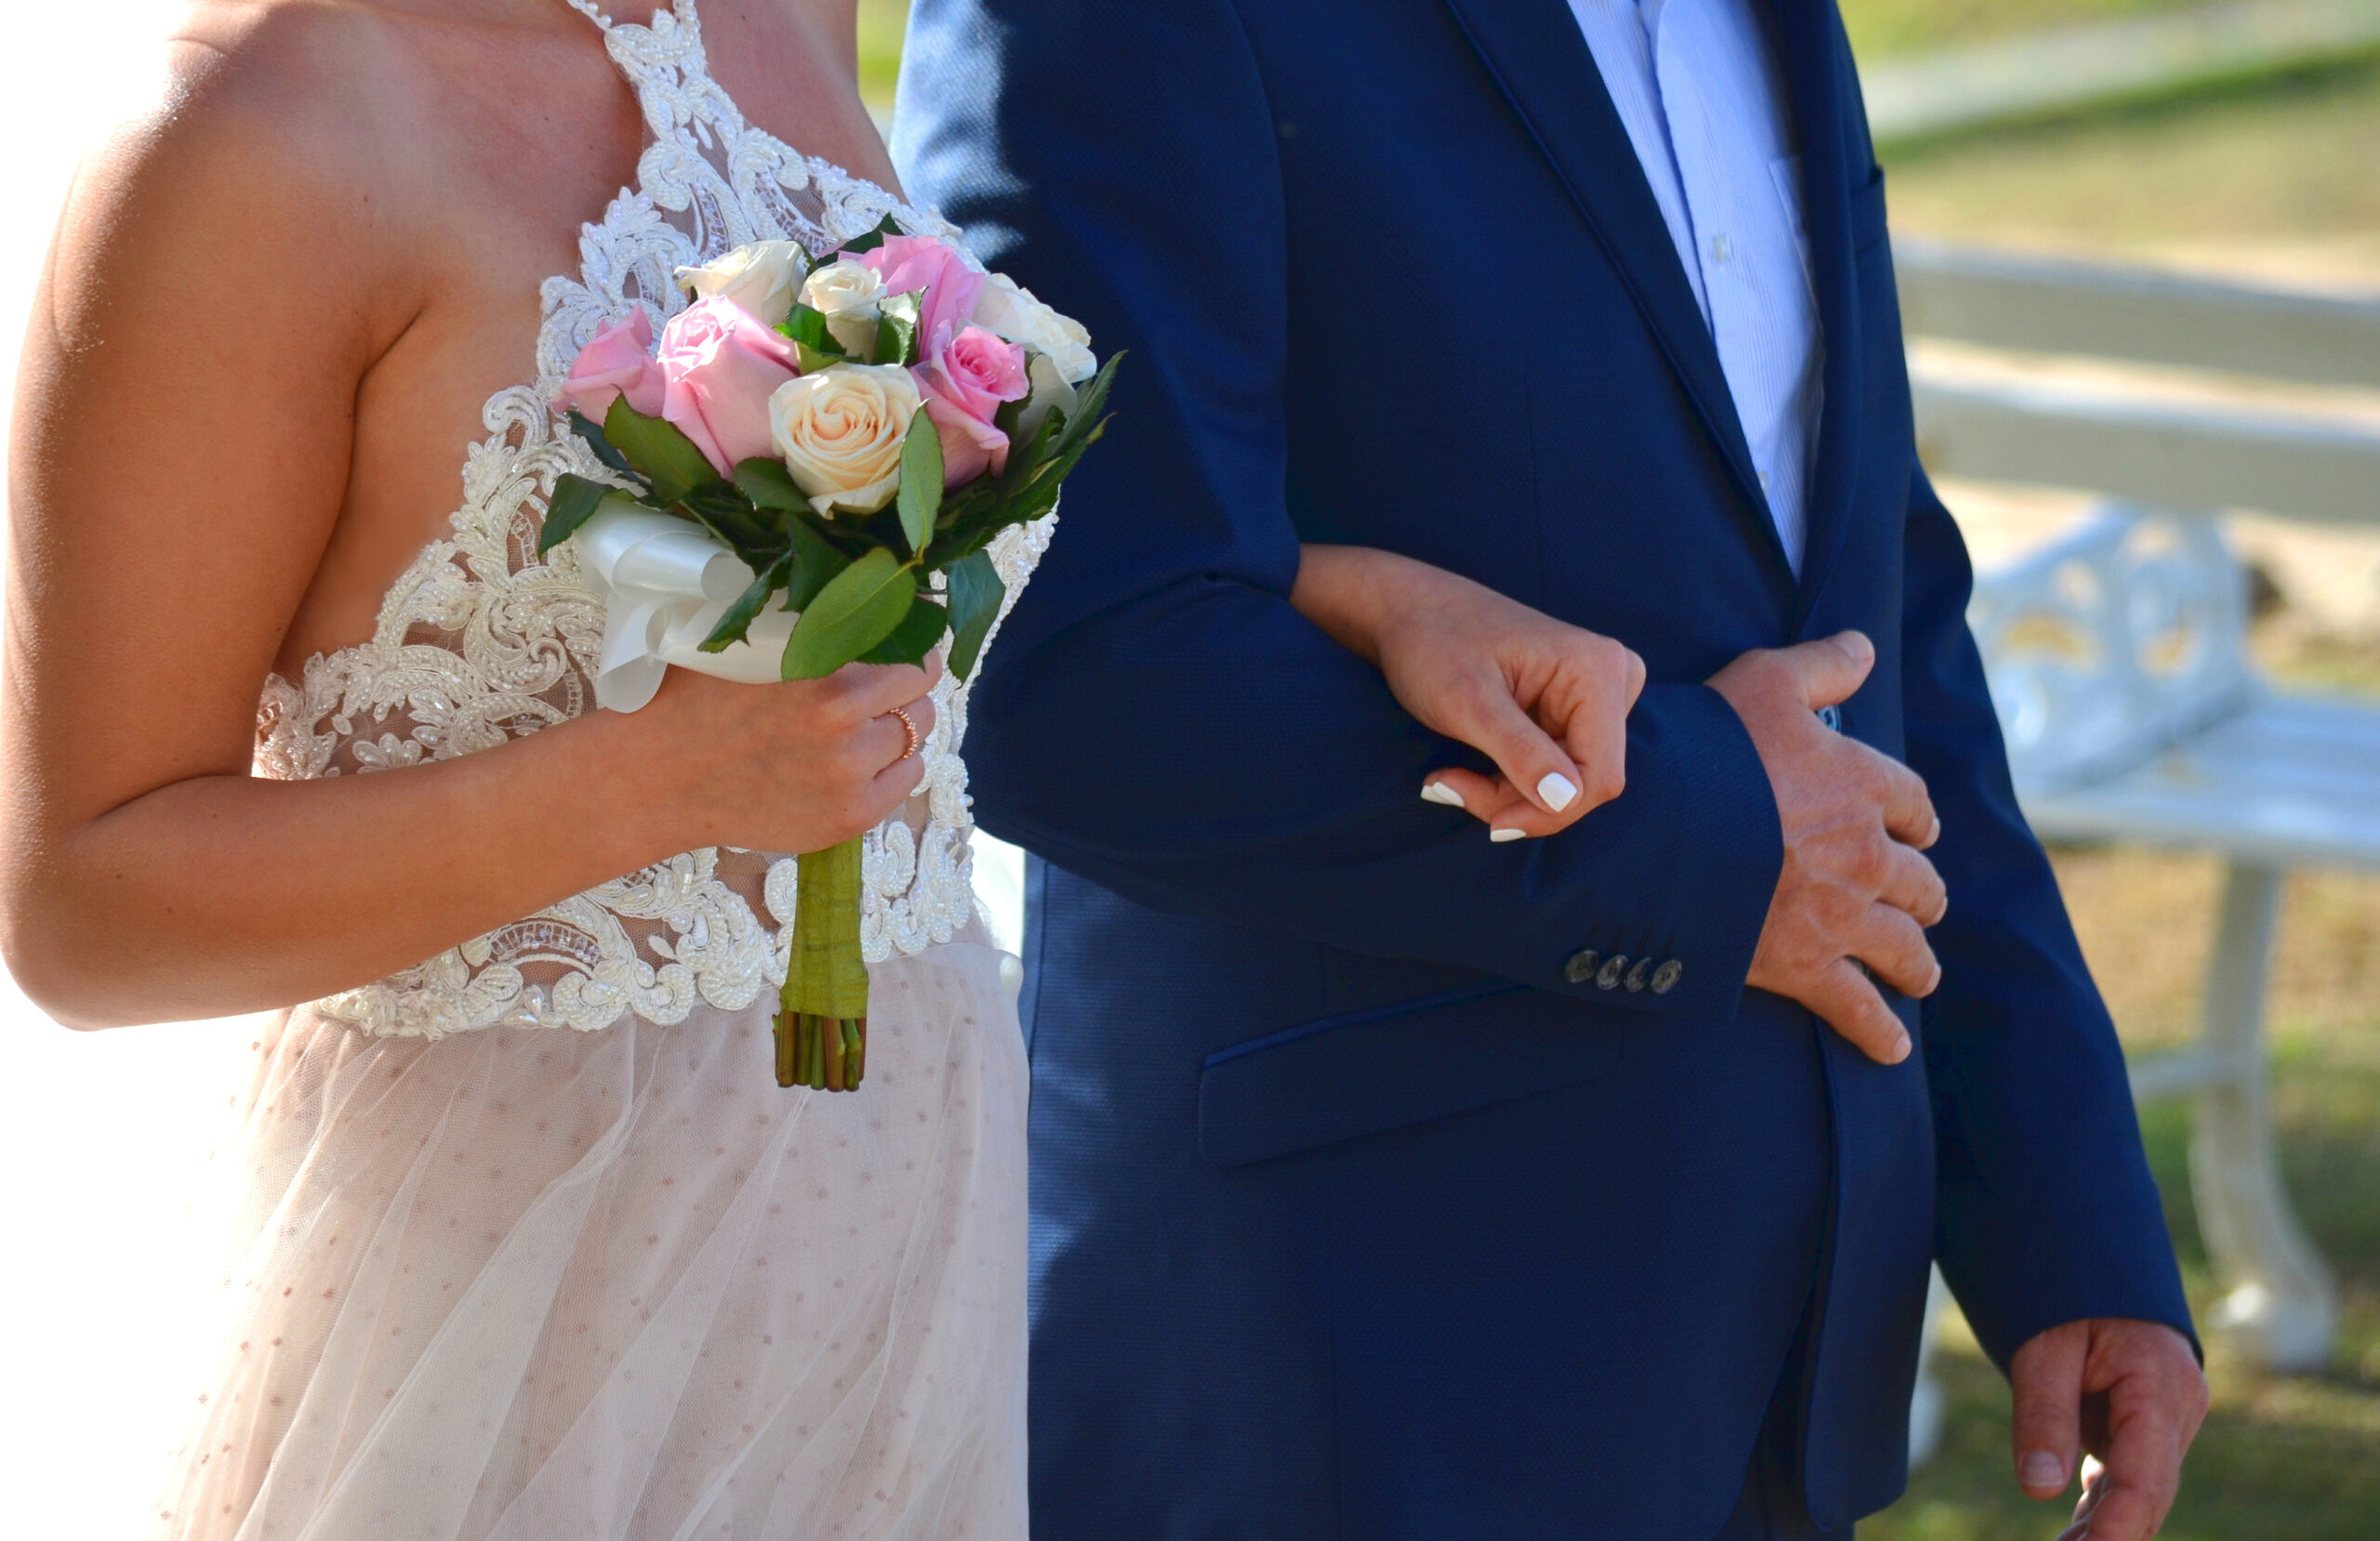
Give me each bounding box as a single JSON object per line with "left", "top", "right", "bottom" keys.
{"left": 254, "top": 0, "right": 1050, "bottom": 1040}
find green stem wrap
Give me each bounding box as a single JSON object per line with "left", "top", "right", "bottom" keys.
{"left": 775, "top": 836, "right": 870, "bottom": 1091}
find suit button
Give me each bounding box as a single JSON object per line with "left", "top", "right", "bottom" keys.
{"left": 1564, "top": 949, "right": 1601, "bottom": 985}
{"left": 1651, "top": 959, "right": 1685, "bottom": 994}
{"left": 1817, "top": 705, "right": 1843, "bottom": 731}
{"left": 1595, "top": 954, "right": 1630, "bottom": 990}
{"left": 1624, "top": 956, "right": 1652, "bottom": 992}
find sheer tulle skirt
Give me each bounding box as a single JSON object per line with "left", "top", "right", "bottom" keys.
{"left": 151, "top": 937, "right": 1027, "bottom": 1541}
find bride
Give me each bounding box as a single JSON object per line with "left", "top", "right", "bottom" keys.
{"left": 2, "top": 0, "right": 1646, "bottom": 1534}
{"left": 5, "top": 1, "right": 1025, "bottom": 1534}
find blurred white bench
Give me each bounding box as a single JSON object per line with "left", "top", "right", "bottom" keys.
{"left": 1903, "top": 238, "right": 2380, "bottom": 1389}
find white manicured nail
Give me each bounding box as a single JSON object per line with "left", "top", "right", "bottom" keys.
{"left": 1421, "top": 782, "right": 1466, "bottom": 810}
{"left": 1489, "top": 827, "right": 1527, "bottom": 843}
{"left": 1537, "top": 772, "right": 1580, "bottom": 812}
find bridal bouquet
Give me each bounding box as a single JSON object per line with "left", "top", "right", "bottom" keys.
{"left": 545, "top": 218, "right": 1116, "bottom": 1093}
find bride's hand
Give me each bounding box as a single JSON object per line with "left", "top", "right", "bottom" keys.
{"left": 1292, "top": 547, "right": 1646, "bottom": 840}
{"left": 631, "top": 654, "right": 942, "bottom": 858}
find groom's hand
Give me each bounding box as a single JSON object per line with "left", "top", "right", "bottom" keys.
{"left": 1709, "top": 632, "right": 1949, "bottom": 1064}
{"left": 2010, "top": 1318, "right": 2208, "bottom": 1540}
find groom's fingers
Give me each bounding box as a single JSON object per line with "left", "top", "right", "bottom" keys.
{"left": 1877, "top": 843, "right": 1950, "bottom": 929}
{"left": 2010, "top": 1324, "right": 2087, "bottom": 1503}
{"left": 1798, "top": 959, "right": 1911, "bottom": 1064}
{"left": 1849, "top": 905, "right": 1942, "bottom": 1000}
{"left": 1769, "top": 629, "right": 1876, "bottom": 711}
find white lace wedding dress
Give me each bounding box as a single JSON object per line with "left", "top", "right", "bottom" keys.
{"left": 151, "top": 5, "right": 1031, "bottom": 1536}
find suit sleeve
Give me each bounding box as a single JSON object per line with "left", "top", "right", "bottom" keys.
{"left": 893, "top": 0, "right": 1784, "bottom": 1018}
{"left": 1898, "top": 467, "right": 2199, "bottom": 1365}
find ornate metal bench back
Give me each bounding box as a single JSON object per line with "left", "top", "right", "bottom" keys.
{"left": 1968, "top": 505, "right": 2256, "bottom": 795}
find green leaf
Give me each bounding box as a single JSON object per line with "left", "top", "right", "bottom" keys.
{"left": 699, "top": 555, "right": 792, "bottom": 653}
{"left": 604, "top": 396, "right": 721, "bottom": 506}
{"left": 681, "top": 488, "right": 781, "bottom": 572}
{"left": 538, "top": 473, "right": 617, "bottom": 557}
{"left": 781, "top": 519, "right": 851, "bottom": 613}
{"left": 734, "top": 458, "right": 808, "bottom": 512}
{"left": 780, "top": 548, "right": 917, "bottom": 680}
{"left": 896, "top": 415, "right": 944, "bottom": 557}
{"left": 871, "top": 291, "right": 919, "bottom": 367}
{"left": 858, "top": 596, "right": 949, "bottom": 666}
{"left": 780, "top": 303, "right": 840, "bottom": 355}
{"left": 944, "top": 548, "right": 1007, "bottom": 681}
{"left": 795, "top": 340, "right": 845, "bottom": 375}
{"left": 835, "top": 215, "right": 903, "bottom": 259}
{"left": 993, "top": 392, "right": 1026, "bottom": 445}
{"left": 566, "top": 410, "right": 638, "bottom": 477}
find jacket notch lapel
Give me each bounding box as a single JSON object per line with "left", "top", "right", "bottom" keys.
{"left": 1439, "top": 0, "right": 1792, "bottom": 580}
{"left": 1766, "top": 0, "right": 1868, "bottom": 632}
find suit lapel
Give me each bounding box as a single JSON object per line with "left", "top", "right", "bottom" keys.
{"left": 1439, "top": 0, "right": 1790, "bottom": 578}
{"left": 1765, "top": 0, "right": 1867, "bottom": 631}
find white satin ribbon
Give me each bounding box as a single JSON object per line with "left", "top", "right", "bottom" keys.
{"left": 569, "top": 500, "right": 799, "bottom": 713}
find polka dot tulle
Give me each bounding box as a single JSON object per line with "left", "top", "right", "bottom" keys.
{"left": 149, "top": 937, "right": 1027, "bottom": 1539}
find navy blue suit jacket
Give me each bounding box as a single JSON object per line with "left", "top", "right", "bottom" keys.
{"left": 895, "top": 1, "right": 2194, "bottom": 1534}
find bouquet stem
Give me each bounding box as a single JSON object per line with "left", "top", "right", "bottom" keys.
{"left": 776, "top": 836, "right": 870, "bottom": 1091}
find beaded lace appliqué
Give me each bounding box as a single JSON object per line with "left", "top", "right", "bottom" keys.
{"left": 254, "top": 0, "right": 1050, "bottom": 1040}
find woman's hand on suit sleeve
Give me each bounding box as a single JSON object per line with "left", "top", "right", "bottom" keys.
{"left": 1291, "top": 545, "right": 1645, "bottom": 840}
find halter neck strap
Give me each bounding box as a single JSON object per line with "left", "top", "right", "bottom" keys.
{"left": 562, "top": 0, "right": 696, "bottom": 33}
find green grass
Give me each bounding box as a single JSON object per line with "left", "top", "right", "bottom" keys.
{"left": 1881, "top": 55, "right": 2380, "bottom": 277}
{"left": 858, "top": 0, "right": 907, "bottom": 109}
{"left": 1838, "top": 0, "right": 2210, "bottom": 59}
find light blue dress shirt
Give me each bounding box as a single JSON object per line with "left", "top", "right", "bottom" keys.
{"left": 1567, "top": 0, "right": 1825, "bottom": 571}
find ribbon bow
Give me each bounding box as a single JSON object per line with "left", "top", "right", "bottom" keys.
{"left": 570, "top": 501, "right": 798, "bottom": 712}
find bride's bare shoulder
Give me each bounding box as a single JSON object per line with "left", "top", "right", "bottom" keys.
{"left": 53, "top": 6, "right": 436, "bottom": 305}
{"left": 125, "top": 2, "right": 450, "bottom": 191}
{"left": 49, "top": 1, "right": 563, "bottom": 350}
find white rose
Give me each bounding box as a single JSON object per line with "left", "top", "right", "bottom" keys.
{"left": 972, "top": 272, "right": 1097, "bottom": 384}
{"left": 799, "top": 257, "right": 888, "bottom": 357}
{"left": 769, "top": 363, "right": 921, "bottom": 516}
{"left": 1015, "top": 351, "right": 1080, "bottom": 444}
{"left": 677, "top": 241, "right": 809, "bottom": 328}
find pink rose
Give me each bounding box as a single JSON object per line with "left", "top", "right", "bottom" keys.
{"left": 654, "top": 296, "right": 801, "bottom": 475}
{"left": 860, "top": 234, "right": 985, "bottom": 362}
{"left": 555, "top": 310, "right": 667, "bottom": 422}
{"left": 915, "top": 324, "right": 1029, "bottom": 485}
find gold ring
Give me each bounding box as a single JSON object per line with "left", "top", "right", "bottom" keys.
{"left": 890, "top": 705, "right": 921, "bottom": 763}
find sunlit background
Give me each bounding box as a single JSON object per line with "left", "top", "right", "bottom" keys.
{"left": 4, "top": 2, "right": 2375, "bottom": 1537}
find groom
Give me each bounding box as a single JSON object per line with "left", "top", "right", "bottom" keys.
{"left": 896, "top": 0, "right": 2205, "bottom": 1535}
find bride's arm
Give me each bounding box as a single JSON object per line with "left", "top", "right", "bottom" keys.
{"left": 0, "top": 37, "right": 927, "bottom": 1031}
{"left": 1290, "top": 546, "right": 1644, "bottom": 839}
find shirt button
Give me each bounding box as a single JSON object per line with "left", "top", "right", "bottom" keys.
{"left": 1651, "top": 959, "right": 1685, "bottom": 994}
{"left": 1759, "top": 470, "right": 1772, "bottom": 493}
{"left": 1564, "top": 949, "right": 1601, "bottom": 985}
{"left": 1711, "top": 233, "right": 1732, "bottom": 264}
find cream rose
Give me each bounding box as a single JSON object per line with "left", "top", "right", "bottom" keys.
{"left": 800, "top": 257, "right": 889, "bottom": 357}
{"left": 769, "top": 362, "right": 921, "bottom": 516}
{"left": 972, "top": 272, "right": 1097, "bottom": 384}
{"left": 676, "top": 241, "right": 809, "bottom": 328}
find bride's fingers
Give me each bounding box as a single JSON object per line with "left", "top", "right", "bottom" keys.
{"left": 1442, "top": 684, "right": 1589, "bottom": 819}
{"left": 1419, "top": 768, "right": 1505, "bottom": 823}
{"left": 1420, "top": 771, "right": 1572, "bottom": 843}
